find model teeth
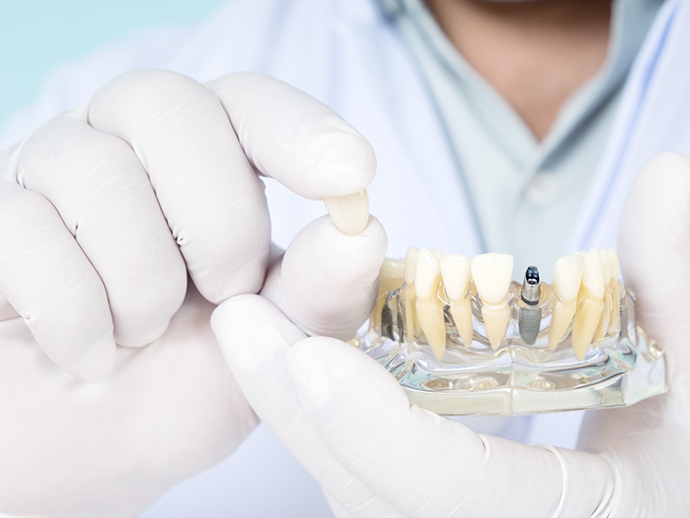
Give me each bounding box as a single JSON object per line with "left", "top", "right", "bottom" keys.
{"left": 378, "top": 258, "right": 405, "bottom": 293}
{"left": 605, "top": 247, "right": 621, "bottom": 335}
{"left": 414, "top": 248, "right": 446, "bottom": 360}
{"left": 471, "top": 253, "right": 513, "bottom": 304}
{"left": 548, "top": 255, "right": 584, "bottom": 349}
{"left": 553, "top": 255, "right": 585, "bottom": 302}
{"left": 415, "top": 249, "right": 440, "bottom": 299}
{"left": 371, "top": 258, "right": 405, "bottom": 330}
{"left": 471, "top": 253, "right": 513, "bottom": 349}
{"left": 549, "top": 247, "right": 622, "bottom": 356}
{"left": 440, "top": 254, "right": 473, "bottom": 346}
{"left": 571, "top": 248, "right": 605, "bottom": 360}
{"left": 373, "top": 247, "right": 623, "bottom": 361}
{"left": 404, "top": 247, "right": 418, "bottom": 286}
{"left": 594, "top": 250, "right": 614, "bottom": 343}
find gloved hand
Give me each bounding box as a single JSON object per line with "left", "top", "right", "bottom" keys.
{"left": 214, "top": 152, "right": 690, "bottom": 517}
{"left": 0, "top": 71, "right": 383, "bottom": 517}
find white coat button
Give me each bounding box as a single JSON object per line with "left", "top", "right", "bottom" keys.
{"left": 525, "top": 172, "right": 559, "bottom": 206}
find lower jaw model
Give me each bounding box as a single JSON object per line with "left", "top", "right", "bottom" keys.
{"left": 354, "top": 247, "right": 668, "bottom": 416}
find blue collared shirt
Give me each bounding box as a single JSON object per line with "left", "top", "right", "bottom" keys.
{"left": 377, "top": 0, "right": 662, "bottom": 275}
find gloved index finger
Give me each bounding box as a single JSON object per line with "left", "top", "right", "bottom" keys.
{"left": 207, "top": 73, "right": 376, "bottom": 235}
{"left": 210, "top": 294, "right": 401, "bottom": 518}
{"left": 87, "top": 70, "right": 271, "bottom": 304}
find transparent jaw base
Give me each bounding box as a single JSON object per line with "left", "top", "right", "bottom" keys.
{"left": 353, "top": 283, "right": 667, "bottom": 416}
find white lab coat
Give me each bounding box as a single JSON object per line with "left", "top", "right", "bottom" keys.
{"left": 2, "top": 0, "right": 689, "bottom": 515}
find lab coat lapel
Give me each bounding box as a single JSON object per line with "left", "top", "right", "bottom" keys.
{"left": 568, "top": 0, "right": 689, "bottom": 254}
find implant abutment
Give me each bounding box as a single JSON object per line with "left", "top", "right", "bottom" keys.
{"left": 519, "top": 266, "right": 542, "bottom": 345}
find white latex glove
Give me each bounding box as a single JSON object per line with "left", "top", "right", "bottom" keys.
{"left": 214, "top": 152, "right": 690, "bottom": 517}
{"left": 0, "top": 71, "right": 378, "bottom": 517}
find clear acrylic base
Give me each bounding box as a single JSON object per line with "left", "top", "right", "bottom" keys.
{"left": 353, "top": 284, "right": 667, "bottom": 416}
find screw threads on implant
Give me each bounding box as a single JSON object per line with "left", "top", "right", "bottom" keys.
{"left": 519, "top": 266, "right": 542, "bottom": 345}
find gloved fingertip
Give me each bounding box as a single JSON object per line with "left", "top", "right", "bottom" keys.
{"left": 77, "top": 334, "right": 117, "bottom": 382}
{"left": 323, "top": 189, "right": 369, "bottom": 235}
{"left": 115, "top": 319, "right": 170, "bottom": 348}
{"left": 210, "top": 294, "right": 258, "bottom": 342}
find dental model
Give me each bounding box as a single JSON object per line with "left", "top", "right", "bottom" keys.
{"left": 355, "top": 246, "right": 667, "bottom": 416}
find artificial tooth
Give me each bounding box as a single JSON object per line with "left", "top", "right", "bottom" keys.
{"left": 403, "top": 247, "right": 418, "bottom": 343}
{"left": 415, "top": 248, "right": 441, "bottom": 299}
{"left": 595, "top": 250, "right": 614, "bottom": 343}
{"left": 581, "top": 248, "right": 605, "bottom": 299}
{"left": 471, "top": 253, "right": 514, "bottom": 349}
{"left": 404, "top": 247, "right": 418, "bottom": 286}
{"left": 415, "top": 248, "right": 446, "bottom": 360}
{"left": 323, "top": 189, "right": 369, "bottom": 235}
{"left": 440, "top": 254, "right": 473, "bottom": 346}
{"left": 548, "top": 255, "right": 584, "bottom": 349}
{"left": 594, "top": 294, "right": 611, "bottom": 344}
{"left": 432, "top": 248, "right": 444, "bottom": 260}
{"left": 378, "top": 258, "right": 405, "bottom": 293}
{"left": 605, "top": 247, "right": 620, "bottom": 279}
{"left": 440, "top": 254, "right": 472, "bottom": 301}
{"left": 599, "top": 250, "right": 613, "bottom": 286}
{"left": 471, "top": 253, "right": 514, "bottom": 304}
{"left": 372, "top": 258, "right": 404, "bottom": 330}
{"left": 571, "top": 248, "right": 605, "bottom": 360}
{"left": 605, "top": 248, "right": 621, "bottom": 334}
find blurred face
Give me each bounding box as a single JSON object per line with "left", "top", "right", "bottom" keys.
{"left": 424, "top": 0, "right": 612, "bottom": 139}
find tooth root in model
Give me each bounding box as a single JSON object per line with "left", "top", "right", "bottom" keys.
{"left": 518, "top": 266, "right": 542, "bottom": 345}
{"left": 403, "top": 247, "right": 418, "bottom": 343}
{"left": 415, "top": 248, "right": 446, "bottom": 360}
{"left": 440, "top": 253, "right": 473, "bottom": 346}
{"left": 594, "top": 247, "right": 615, "bottom": 343}
{"left": 548, "top": 255, "right": 585, "bottom": 349}
{"left": 471, "top": 253, "right": 514, "bottom": 349}
{"left": 605, "top": 247, "right": 622, "bottom": 335}
{"left": 594, "top": 289, "right": 612, "bottom": 344}
{"left": 372, "top": 258, "right": 405, "bottom": 330}
{"left": 571, "top": 248, "right": 606, "bottom": 360}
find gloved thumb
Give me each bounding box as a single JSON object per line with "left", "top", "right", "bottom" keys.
{"left": 261, "top": 214, "right": 387, "bottom": 340}
{"left": 575, "top": 152, "right": 690, "bottom": 516}
{"left": 618, "top": 152, "right": 690, "bottom": 363}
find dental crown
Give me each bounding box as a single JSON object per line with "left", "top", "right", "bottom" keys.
{"left": 354, "top": 247, "right": 667, "bottom": 416}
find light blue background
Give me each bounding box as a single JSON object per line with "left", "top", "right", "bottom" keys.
{"left": 0, "top": 0, "right": 227, "bottom": 131}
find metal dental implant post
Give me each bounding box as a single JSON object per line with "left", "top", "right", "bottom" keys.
{"left": 519, "top": 266, "right": 542, "bottom": 345}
